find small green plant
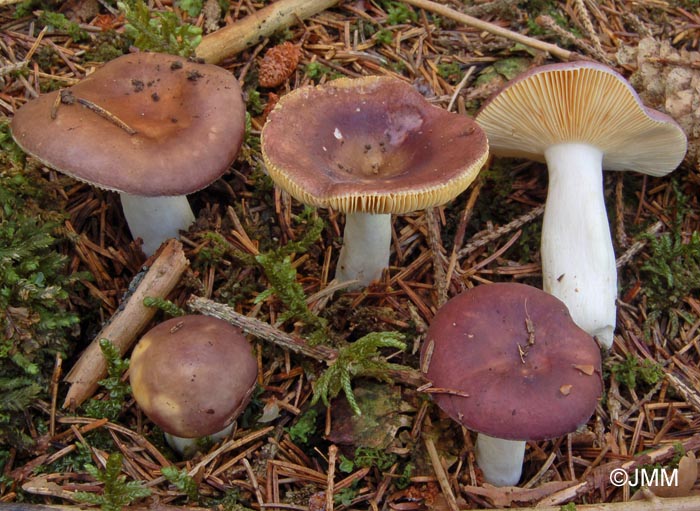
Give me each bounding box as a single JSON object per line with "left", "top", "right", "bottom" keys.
{"left": 374, "top": 28, "right": 393, "bottom": 45}
{"left": 339, "top": 446, "right": 397, "bottom": 473}
{"left": 287, "top": 408, "right": 318, "bottom": 444}
{"left": 436, "top": 62, "right": 461, "bottom": 82}
{"left": 162, "top": 465, "right": 199, "bottom": 501}
{"left": 610, "top": 354, "right": 664, "bottom": 390}
{"left": 253, "top": 209, "right": 328, "bottom": 342}
{"left": 311, "top": 331, "right": 409, "bottom": 415}
{"left": 334, "top": 485, "right": 359, "bottom": 506}
{"left": 143, "top": 296, "right": 185, "bottom": 317}
{"left": 383, "top": 1, "right": 417, "bottom": 25}
{"left": 0, "top": 121, "right": 83, "bottom": 449}
{"left": 304, "top": 62, "right": 342, "bottom": 82}
{"left": 73, "top": 453, "right": 151, "bottom": 511}
{"left": 39, "top": 11, "right": 89, "bottom": 42}
{"left": 559, "top": 503, "right": 577, "bottom": 511}
{"left": 176, "top": 0, "right": 203, "bottom": 17}
{"left": 118, "top": 0, "right": 202, "bottom": 56}
{"left": 246, "top": 89, "right": 266, "bottom": 117}
{"left": 640, "top": 185, "right": 700, "bottom": 339}
{"left": 84, "top": 339, "right": 131, "bottom": 421}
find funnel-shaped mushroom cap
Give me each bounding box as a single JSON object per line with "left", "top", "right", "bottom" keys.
{"left": 11, "top": 53, "right": 246, "bottom": 196}
{"left": 130, "top": 315, "right": 258, "bottom": 439}
{"left": 476, "top": 61, "right": 687, "bottom": 176}
{"left": 421, "top": 283, "right": 602, "bottom": 441}
{"left": 261, "top": 76, "right": 488, "bottom": 214}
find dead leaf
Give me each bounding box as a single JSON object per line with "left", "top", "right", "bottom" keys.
{"left": 462, "top": 481, "right": 576, "bottom": 507}
{"left": 573, "top": 364, "right": 595, "bottom": 375}
{"left": 326, "top": 381, "right": 414, "bottom": 449}
{"left": 646, "top": 451, "right": 698, "bottom": 498}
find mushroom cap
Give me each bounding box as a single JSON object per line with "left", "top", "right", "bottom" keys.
{"left": 420, "top": 283, "right": 602, "bottom": 441}
{"left": 10, "top": 52, "right": 246, "bottom": 196}
{"left": 129, "top": 315, "right": 258, "bottom": 439}
{"left": 260, "top": 75, "right": 488, "bottom": 214}
{"left": 476, "top": 61, "right": 687, "bottom": 176}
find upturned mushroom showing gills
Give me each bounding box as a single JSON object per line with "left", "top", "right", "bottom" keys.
{"left": 129, "top": 315, "right": 258, "bottom": 457}
{"left": 420, "top": 283, "right": 602, "bottom": 486}
{"left": 261, "top": 75, "right": 488, "bottom": 287}
{"left": 11, "top": 52, "right": 246, "bottom": 256}
{"left": 476, "top": 61, "right": 687, "bottom": 349}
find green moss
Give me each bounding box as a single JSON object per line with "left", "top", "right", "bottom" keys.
{"left": 118, "top": 0, "right": 202, "bottom": 56}
{"left": 84, "top": 32, "right": 130, "bottom": 62}
{"left": 0, "top": 121, "right": 84, "bottom": 450}
{"left": 639, "top": 183, "right": 700, "bottom": 339}
{"left": 311, "top": 331, "right": 409, "bottom": 415}
{"left": 38, "top": 11, "right": 89, "bottom": 42}
{"left": 610, "top": 354, "right": 664, "bottom": 390}
{"left": 83, "top": 339, "right": 132, "bottom": 421}
{"left": 73, "top": 453, "right": 151, "bottom": 511}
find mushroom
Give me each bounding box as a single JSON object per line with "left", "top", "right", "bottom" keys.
{"left": 261, "top": 75, "right": 488, "bottom": 287}
{"left": 11, "top": 52, "right": 246, "bottom": 256}
{"left": 475, "top": 61, "right": 687, "bottom": 349}
{"left": 420, "top": 283, "right": 602, "bottom": 486}
{"left": 129, "top": 315, "right": 258, "bottom": 457}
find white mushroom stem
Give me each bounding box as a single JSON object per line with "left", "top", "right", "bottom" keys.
{"left": 164, "top": 423, "right": 234, "bottom": 458}
{"left": 475, "top": 434, "right": 526, "bottom": 486}
{"left": 540, "top": 143, "right": 617, "bottom": 349}
{"left": 335, "top": 212, "right": 392, "bottom": 287}
{"left": 119, "top": 193, "right": 196, "bottom": 257}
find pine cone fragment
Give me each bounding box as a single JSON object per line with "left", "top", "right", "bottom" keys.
{"left": 259, "top": 42, "right": 301, "bottom": 88}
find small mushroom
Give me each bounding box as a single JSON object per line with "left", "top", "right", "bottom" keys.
{"left": 261, "top": 75, "right": 488, "bottom": 287}
{"left": 420, "top": 283, "right": 602, "bottom": 486}
{"left": 129, "top": 315, "right": 258, "bottom": 457}
{"left": 476, "top": 61, "right": 687, "bottom": 349}
{"left": 11, "top": 52, "right": 246, "bottom": 256}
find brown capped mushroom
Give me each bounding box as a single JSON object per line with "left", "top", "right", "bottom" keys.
{"left": 261, "top": 75, "right": 488, "bottom": 287}
{"left": 476, "top": 61, "right": 687, "bottom": 349}
{"left": 420, "top": 283, "right": 602, "bottom": 486}
{"left": 11, "top": 52, "right": 246, "bottom": 256}
{"left": 129, "top": 315, "right": 258, "bottom": 457}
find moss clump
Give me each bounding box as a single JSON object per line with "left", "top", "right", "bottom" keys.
{"left": 0, "top": 120, "right": 83, "bottom": 450}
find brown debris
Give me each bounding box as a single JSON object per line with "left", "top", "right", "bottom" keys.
{"left": 258, "top": 41, "right": 301, "bottom": 88}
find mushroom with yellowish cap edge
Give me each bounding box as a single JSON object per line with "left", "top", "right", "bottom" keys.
{"left": 261, "top": 75, "right": 488, "bottom": 287}
{"left": 129, "top": 315, "right": 258, "bottom": 457}
{"left": 420, "top": 283, "right": 603, "bottom": 486}
{"left": 476, "top": 61, "right": 687, "bottom": 349}
{"left": 10, "top": 52, "right": 246, "bottom": 256}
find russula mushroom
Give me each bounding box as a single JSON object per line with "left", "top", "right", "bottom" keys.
{"left": 476, "top": 61, "right": 687, "bottom": 349}
{"left": 11, "top": 52, "right": 246, "bottom": 256}
{"left": 261, "top": 75, "right": 488, "bottom": 287}
{"left": 420, "top": 283, "right": 602, "bottom": 486}
{"left": 129, "top": 315, "right": 258, "bottom": 457}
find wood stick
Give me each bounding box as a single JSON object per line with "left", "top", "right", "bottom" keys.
{"left": 187, "top": 295, "right": 337, "bottom": 362}
{"left": 504, "top": 494, "right": 700, "bottom": 511}
{"left": 187, "top": 295, "right": 425, "bottom": 387}
{"left": 62, "top": 239, "right": 189, "bottom": 409}
{"left": 195, "top": 0, "right": 340, "bottom": 64}
{"left": 401, "top": 0, "right": 576, "bottom": 62}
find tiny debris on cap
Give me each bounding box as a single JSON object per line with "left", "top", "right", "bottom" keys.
{"left": 261, "top": 75, "right": 489, "bottom": 214}
{"left": 420, "top": 282, "right": 603, "bottom": 441}
{"left": 11, "top": 52, "right": 246, "bottom": 197}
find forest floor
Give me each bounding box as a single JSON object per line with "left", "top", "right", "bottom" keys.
{"left": 1, "top": 0, "right": 700, "bottom": 509}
